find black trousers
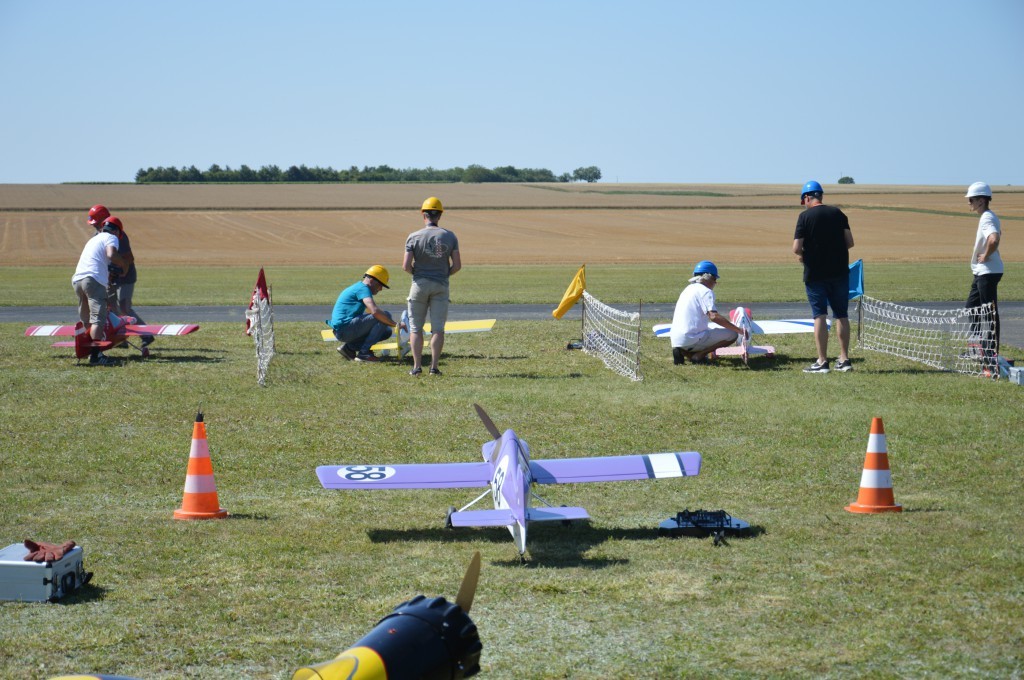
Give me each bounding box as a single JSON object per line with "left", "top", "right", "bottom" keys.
{"left": 967, "top": 273, "right": 1002, "bottom": 355}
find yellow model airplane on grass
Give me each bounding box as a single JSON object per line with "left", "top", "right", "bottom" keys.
{"left": 322, "top": 311, "right": 495, "bottom": 359}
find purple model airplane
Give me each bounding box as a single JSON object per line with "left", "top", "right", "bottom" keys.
{"left": 316, "top": 405, "right": 702, "bottom": 556}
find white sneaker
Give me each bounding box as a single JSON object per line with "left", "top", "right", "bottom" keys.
{"left": 803, "top": 360, "right": 829, "bottom": 374}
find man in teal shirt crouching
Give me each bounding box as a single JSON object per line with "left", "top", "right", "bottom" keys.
{"left": 328, "top": 265, "right": 401, "bottom": 362}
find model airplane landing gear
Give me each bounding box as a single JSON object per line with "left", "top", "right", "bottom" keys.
{"left": 445, "top": 506, "right": 456, "bottom": 529}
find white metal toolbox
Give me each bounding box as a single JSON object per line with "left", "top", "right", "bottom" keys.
{"left": 0, "top": 542, "right": 90, "bottom": 602}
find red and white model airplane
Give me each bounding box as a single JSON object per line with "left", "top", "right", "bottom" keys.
{"left": 317, "top": 405, "right": 701, "bottom": 557}
{"left": 26, "top": 312, "right": 199, "bottom": 360}
{"left": 653, "top": 307, "right": 830, "bottom": 365}
{"left": 710, "top": 307, "right": 775, "bottom": 364}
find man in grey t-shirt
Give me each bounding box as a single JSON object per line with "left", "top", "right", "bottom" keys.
{"left": 402, "top": 196, "right": 461, "bottom": 376}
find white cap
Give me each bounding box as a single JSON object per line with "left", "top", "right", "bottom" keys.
{"left": 965, "top": 182, "right": 992, "bottom": 198}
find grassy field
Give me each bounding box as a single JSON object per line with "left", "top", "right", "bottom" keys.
{"left": 1, "top": 317, "right": 1022, "bottom": 678}
{"left": 1, "top": 183, "right": 1022, "bottom": 678}
{"left": 3, "top": 262, "right": 1023, "bottom": 307}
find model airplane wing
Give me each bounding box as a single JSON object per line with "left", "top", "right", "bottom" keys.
{"left": 450, "top": 507, "right": 591, "bottom": 528}
{"left": 442, "top": 319, "right": 496, "bottom": 334}
{"left": 715, "top": 345, "right": 774, "bottom": 358}
{"left": 123, "top": 324, "right": 200, "bottom": 336}
{"left": 25, "top": 325, "right": 78, "bottom": 337}
{"left": 27, "top": 323, "right": 199, "bottom": 337}
{"left": 316, "top": 462, "right": 493, "bottom": 489}
{"left": 527, "top": 507, "right": 590, "bottom": 522}
{"left": 652, "top": 319, "right": 826, "bottom": 337}
{"left": 742, "top": 319, "right": 822, "bottom": 334}
{"left": 449, "top": 509, "right": 517, "bottom": 527}
{"left": 529, "top": 451, "right": 701, "bottom": 484}
{"left": 321, "top": 319, "right": 496, "bottom": 342}
{"left": 320, "top": 328, "right": 404, "bottom": 348}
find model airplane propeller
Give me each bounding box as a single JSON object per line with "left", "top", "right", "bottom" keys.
{"left": 316, "top": 405, "right": 702, "bottom": 556}
{"left": 293, "top": 551, "right": 484, "bottom": 680}
{"left": 26, "top": 311, "right": 199, "bottom": 360}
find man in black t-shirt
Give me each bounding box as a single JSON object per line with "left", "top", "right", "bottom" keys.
{"left": 792, "top": 180, "right": 855, "bottom": 374}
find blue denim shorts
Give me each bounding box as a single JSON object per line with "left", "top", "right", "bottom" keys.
{"left": 805, "top": 276, "right": 849, "bottom": 319}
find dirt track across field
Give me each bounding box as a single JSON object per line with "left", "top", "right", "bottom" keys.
{"left": 1, "top": 182, "right": 1020, "bottom": 266}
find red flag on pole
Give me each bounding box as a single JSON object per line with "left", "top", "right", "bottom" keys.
{"left": 246, "top": 268, "right": 270, "bottom": 335}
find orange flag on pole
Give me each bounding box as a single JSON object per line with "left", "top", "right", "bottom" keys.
{"left": 552, "top": 265, "right": 586, "bottom": 319}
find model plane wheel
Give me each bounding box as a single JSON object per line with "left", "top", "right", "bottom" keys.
{"left": 560, "top": 504, "right": 573, "bottom": 527}
{"left": 445, "top": 506, "right": 456, "bottom": 529}
{"left": 141, "top": 347, "right": 150, "bottom": 359}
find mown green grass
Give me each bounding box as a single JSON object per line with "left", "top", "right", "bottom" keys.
{"left": 1, "top": 318, "right": 1022, "bottom": 678}
{"left": 4, "top": 262, "right": 1022, "bottom": 306}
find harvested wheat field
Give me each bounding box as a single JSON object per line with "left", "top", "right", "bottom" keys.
{"left": 1, "top": 182, "right": 1020, "bottom": 266}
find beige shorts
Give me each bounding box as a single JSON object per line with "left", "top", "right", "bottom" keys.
{"left": 73, "top": 277, "right": 108, "bottom": 326}
{"left": 407, "top": 278, "right": 450, "bottom": 334}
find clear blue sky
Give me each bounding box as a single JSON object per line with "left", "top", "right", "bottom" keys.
{"left": 2, "top": 1, "right": 1021, "bottom": 185}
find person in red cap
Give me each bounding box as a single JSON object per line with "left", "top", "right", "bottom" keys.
{"left": 73, "top": 205, "right": 129, "bottom": 365}
{"left": 105, "top": 215, "right": 155, "bottom": 349}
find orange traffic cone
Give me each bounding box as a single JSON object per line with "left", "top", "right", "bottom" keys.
{"left": 845, "top": 417, "right": 902, "bottom": 513}
{"left": 173, "top": 410, "right": 229, "bottom": 520}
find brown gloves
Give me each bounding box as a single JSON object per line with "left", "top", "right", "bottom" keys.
{"left": 23, "top": 539, "right": 77, "bottom": 563}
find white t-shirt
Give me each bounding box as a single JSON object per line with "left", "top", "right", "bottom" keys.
{"left": 971, "top": 210, "right": 1003, "bottom": 276}
{"left": 71, "top": 231, "right": 119, "bottom": 287}
{"left": 669, "top": 282, "right": 716, "bottom": 348}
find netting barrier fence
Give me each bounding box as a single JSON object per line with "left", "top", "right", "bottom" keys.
{"left": 581, "top": 290, "right": 643, "bottom": 381}
{"left": 245, "top": 270, "right": 276, "bottom": 386}
{"left": 857, "top": 295, "right": 997, "bottom": 377}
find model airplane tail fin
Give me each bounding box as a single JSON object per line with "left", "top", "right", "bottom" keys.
{"left": 526, "top": 507, "right": 590, "bottom": 522}
{"left": 449, "top": 509, "right": 515, "bottom": 527}
{"left": 73, "top": 322, "right": 90, "bottom": 359}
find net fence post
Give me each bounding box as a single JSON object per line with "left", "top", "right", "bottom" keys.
{"left": 636, "top": 299, "right": 643, "bottom": 380}
{"left": 581, "top": 289, "right": 587, "bottom": 347}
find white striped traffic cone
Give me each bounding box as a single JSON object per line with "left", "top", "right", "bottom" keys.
{"left": 845, "top": 417, "right": 902, "bottom": 513}
{"left": 173, "top": 410, "right": 228, "bottom": 520}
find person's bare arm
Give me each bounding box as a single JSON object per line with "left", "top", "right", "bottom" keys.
{"left": 977, "top": 233, "right": 999, "bottom": 263}
{"left": 363, "top": 297, "right": 397, "bottom": 327}
{"left": 708, "top": 310, "right": 744, "bottom": 336}
{"left": 449, "top": 250, "right": 462, "bottom": 276}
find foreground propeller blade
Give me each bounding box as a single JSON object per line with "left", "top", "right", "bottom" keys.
{"left": 473, "top": 404, "right": 501, "bottom": 440}
{"left": 456, "top": 551, "right": 481, "bottom": 614}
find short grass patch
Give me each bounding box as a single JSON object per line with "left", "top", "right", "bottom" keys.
{"left": 5, "top": 262, "right": 1020, "bottom": 306}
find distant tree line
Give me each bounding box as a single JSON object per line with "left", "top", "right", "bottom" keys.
{"left": 134, "top": 164, "right": 602, "bottom": 184}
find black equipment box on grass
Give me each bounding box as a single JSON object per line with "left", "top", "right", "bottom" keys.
{"left": 659, "top": 509, "right": 751, "bottom": 538}
{"left": 0, "top": 543, "right": 90, "bottom": 602}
